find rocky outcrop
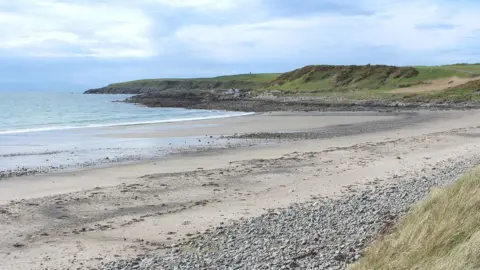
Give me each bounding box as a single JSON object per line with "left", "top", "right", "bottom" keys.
{"left": 84, "top": 86, "right": 142, "bottom": 94}
{"left": 125, "top": 93, "right": 480, "bottom": 112}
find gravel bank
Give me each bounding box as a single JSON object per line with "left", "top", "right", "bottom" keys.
{"left": 104, "top": 154, "right": 480, "bottom": 270}
{"left": 230, "top": 112, "right": 433, "bottom": 140}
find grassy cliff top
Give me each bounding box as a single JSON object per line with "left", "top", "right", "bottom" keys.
{"left": 107, "top": 64, "right": 480, "bottom": 90}
{"left": 108, "top": 73, "right": 280, "bottom": 87}
{"left": 266, "top": 65, "right": 480, "bottom": 92}
{"left": 88, "top": 64, "right": 480, "bottom": 101}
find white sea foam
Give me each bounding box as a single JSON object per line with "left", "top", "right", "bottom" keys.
{"left": 0, "top": 112, "right": 255, "bottom": 135}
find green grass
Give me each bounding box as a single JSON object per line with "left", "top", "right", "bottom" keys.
{"left": 264, "top": 65, "right": 478, "bottom": 94}
{"left": 101, "top": 64, "right": 480, "bottom": 103}
{"left": 432, "top": 64, "right": 480, "bottom": 74}
{"left": 266, "top": 65, "right": 418, "bottom": 92}
{"left": 266, "top": 65, "right": 480, "bottom": 104}
{"left": 208, "top": 73, "right": 280, "bottom": 83}
{"left": 109, "top": 73, "right": 280, "bottom": 87}
{"left": 350, "top": 167, "right": 480, "bottom": 270}
{"left": 110, "top": 78, "right": 190, "bottom": 87}
{"left": 108, "top": 65, "right": 478, "bottom": 91}
{"left": 267, "top": 77, "right": 332, "bottom": 92}
{"left": 395, "top": 66, "right": 473, "bottom": 82}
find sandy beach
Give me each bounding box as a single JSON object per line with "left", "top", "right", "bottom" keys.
{"left": 2, "top": 110, "right": 480, "bottom": 269}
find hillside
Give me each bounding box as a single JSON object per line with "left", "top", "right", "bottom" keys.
{"left": 84, "top": 73, "right": 280, "bottom": 94}
{"left": 86, "top": 65, "right": 480, "bottom": 94}
{"left": 85, "top": 64, "right": 480, "bottom": 109}
{"left": 394, "top": 76, "right": 480, "bottom": 103}
{"left": 267, "top": 65, "right": 419, "bottom": 91}
{"left": 265, "top": 65, "right": 480, "bottom": 92}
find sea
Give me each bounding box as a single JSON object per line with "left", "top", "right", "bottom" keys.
{"left": 0, "top": 91, "right": 252, "bottom": 175}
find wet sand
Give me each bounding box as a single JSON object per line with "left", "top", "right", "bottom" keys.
{"left": 2, "top": 111, "right": 480, "bottom": 269}
{"left": 100, "top": 111, "right": 399, "bottom": 138}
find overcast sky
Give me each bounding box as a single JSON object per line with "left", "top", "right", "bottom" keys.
{"left": 1, "top": 0, "right": 480, "bottom": 91}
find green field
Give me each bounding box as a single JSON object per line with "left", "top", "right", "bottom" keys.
{"left": 206, "top": 73, "right": 281, "bottom": 83}
{"left": 265, "top": 65, "right": 478, "bottom": 92}
{"left": 261, "top": 65, "right": 480, "bottom": 103}
{"left": 109, "top": 73, "right": 280, "bottom": 87}
{"left": 428, "top": 64, "right": 480, "bottom": 74}
{"left": 99, "top": 64, "right": 480, "bottom": 103}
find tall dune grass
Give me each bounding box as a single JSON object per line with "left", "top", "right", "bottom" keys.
{"left": 351, "top": 168, "right": 480, "bottom": 270}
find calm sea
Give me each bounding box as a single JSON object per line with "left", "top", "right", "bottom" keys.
{"left": 0, "top": 91, "right": 252, "bottom": 174}
{"left": 0, "top": 92, "right": 249, "bottom": 134}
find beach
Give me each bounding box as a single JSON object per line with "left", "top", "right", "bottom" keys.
{"left": 2, "top": 110, "right": 480, "bottom": 269}
{"left": 3, "top": 0, "right": 480, "bottom": 268}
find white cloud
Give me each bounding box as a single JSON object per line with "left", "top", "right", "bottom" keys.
{"left": 0, "top": 0, "right": 155, "bottom": 58}
{"left": 145, "top": 0, "right": 267, "bottom": 23}
{"left": 1, "top": 0, "right": 479, "bottom": 64}
{"left": 148, "top": 0, "right": 238, "bottom": 10}
{"left": 173, "top": 0, "right": 480, "bottom": 63}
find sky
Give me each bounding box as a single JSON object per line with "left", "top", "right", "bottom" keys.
{"left": 1, "top": 0, "right": 480, "bottom": 91}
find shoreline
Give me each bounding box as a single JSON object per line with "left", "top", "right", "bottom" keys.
{"left": 0, "top": 111, "right": 402, "bottom": 181}
{"left": 0, "top": 110, "right": 255, "bottom": 135}
{"left": 107, "top": 154, "right": 480, "bottom": 270}
{"left": 0, "top": 111, "right": 260, "bottom": 180}
{"left": 0, "top": 135, "right": 262, "bottom": 181}
{"left": 2, "top": 110, "right": 480, "bottom": 269}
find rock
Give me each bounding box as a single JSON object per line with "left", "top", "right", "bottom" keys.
{"left": 333, "top": 252, "right": 346, "bottom": 262}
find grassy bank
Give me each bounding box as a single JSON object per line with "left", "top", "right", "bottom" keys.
{"left": 350, "top": 168, "right": 480, "bottom": 270}
{"left": 102, "top": 64, "right": 480, "bottom": 92}
{"left": 107, "top": 73, "right": 280, "bottom": 89}
{"left": 109, "top": 73, "right": 281, "bottom": 87}
{"left": 86, "top": 64, "right": 480, "bottom": 103}
{"left": 267, "top": 65, "right": 461, "bottom": 92}
{"left": 268, "top": 65, "right": 480, "bottom": 103}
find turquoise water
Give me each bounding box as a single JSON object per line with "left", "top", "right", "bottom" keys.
{"left": 0, "top": 92, "right": 250, "bottom": 134}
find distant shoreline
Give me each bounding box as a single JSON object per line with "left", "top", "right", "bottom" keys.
{"left": 124, "top": 94, "right": 480, "bottom": 112}
{"left": 84, "top": 64, "right": 480, "bottom": 112}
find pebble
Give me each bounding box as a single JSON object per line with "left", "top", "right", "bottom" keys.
{"left": 104, "top": 155, "right": 480, "bottom": 270}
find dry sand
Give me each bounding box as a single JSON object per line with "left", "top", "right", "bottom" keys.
{"left": 391, "top": 76, "right": 477, "bottom": 94}
{"left": 2, "top": 111, "right": 480, "bottom": 269}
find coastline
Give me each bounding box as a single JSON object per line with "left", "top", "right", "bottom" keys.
{"left": 0, "top": 112, "right": 257, "bottom": 180}
{"left": 125, "top": 94, "right": 480, "bottom": 112}
{"left": 0, "top": 110, "right": 255, "bottom": 135}
{"left": 0, "top": 111, "right": 399, "bottom": 180}
{"left": 2, "top": 109, "right": 480, "bottom": 269}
